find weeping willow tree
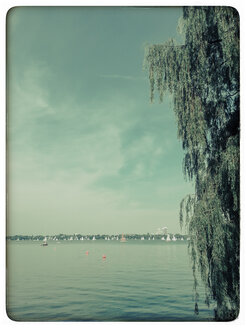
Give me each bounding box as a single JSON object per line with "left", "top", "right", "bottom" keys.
{"left": 145, "top": 7, "right": 239, "bottom": 320}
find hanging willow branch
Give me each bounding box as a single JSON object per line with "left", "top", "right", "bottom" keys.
{"left": 145, "top": 6, "right": 239, "bottom": 321}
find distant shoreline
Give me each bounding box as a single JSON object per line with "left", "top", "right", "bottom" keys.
{"left": 6, "top": 233, "right": 188, "bottom": 241}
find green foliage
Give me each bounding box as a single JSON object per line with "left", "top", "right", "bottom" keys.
{"left": 145, "top": 7, "right": 239, "bottom": 320}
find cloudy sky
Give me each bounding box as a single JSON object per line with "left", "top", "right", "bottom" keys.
{"left": 7, "top": 6, "right": 193, "bottom": 235}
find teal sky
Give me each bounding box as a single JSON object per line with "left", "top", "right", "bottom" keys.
{"left": 7, "top": 7, "right": 193, "bottom": 235}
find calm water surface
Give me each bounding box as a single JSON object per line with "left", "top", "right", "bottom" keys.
{"left": 7, "top": 240, "right": 215, "bottom": 321}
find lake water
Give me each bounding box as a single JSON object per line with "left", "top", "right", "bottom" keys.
{"left": 6, "top": 240, "right": 215, "bottom": 321}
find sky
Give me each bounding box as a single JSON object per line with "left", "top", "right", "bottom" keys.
{"left": 7, "top": 6, "right": 194, "bottom": 235}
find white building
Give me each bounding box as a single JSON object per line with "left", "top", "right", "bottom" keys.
{"left": 162, "top": 227, "right": 168, "bottom": 235}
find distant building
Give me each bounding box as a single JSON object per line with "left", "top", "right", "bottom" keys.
{"left": 155, "top": 226, "right": 168, "bottom": 235}
{"left": 162, "top": 227, "right": 168, "bottom": 235}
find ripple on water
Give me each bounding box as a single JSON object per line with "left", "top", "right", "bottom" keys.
{"left": 7, "top": 241, "right": 215, "bottom": 321}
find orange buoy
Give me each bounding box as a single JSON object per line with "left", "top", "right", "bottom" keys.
{"left": 102, "top": 254, "right": 106, "bottom": 259}
{"left": 85, "top": 251, "right": 89, "bottom": 255}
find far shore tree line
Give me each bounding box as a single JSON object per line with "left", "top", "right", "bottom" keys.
{"left": 7, "top": 233, "right": 187, "bottom": 241}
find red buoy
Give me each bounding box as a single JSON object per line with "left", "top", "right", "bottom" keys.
{"left": 102, "top": 254, "right": 106, "bottom": 259}
{"left": 85, "top": 251, "right": 89, "bottom": 255}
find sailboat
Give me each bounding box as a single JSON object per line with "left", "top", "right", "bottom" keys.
{"left": 120, "top": 233, "right": 126, "bottom": 242}
{"left": 166, "top": 234, "right": 171, "bottom": 242}
{"left": 41, "top": 237, "right": 48, "bottom": 246}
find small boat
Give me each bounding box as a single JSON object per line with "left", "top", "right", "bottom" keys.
{"left": 141, "top": 236, "right": 144, "bottom": 240}
{"left": 41, "top": 237, "right": 48, "bottom": 246}
{"left": 166, "top": 234, "right": 171, "bottom": 242}
{"left": 92, "top": 236, "right": 96, "bottom": 241}
{"left": 120, "top": 233, "right": 126, "bottom": 242}
{"left": 172, "top": 236, "right": 177, "bottom": 241}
